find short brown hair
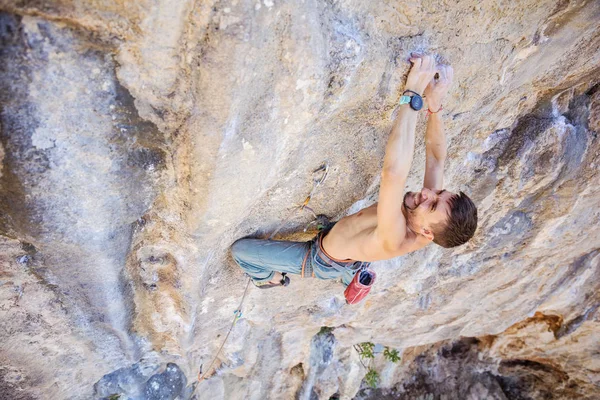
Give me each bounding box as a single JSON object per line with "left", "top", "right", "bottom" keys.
{"left": 433, "top": 191, "right": 477, "bottom": 248}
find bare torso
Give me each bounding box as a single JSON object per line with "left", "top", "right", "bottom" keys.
{"left": 322, "top": 204, "right": 428, "bottom": 262}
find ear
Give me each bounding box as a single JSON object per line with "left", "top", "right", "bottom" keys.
{"left": 422, "top": 228, "right": 434, "bottom": 241}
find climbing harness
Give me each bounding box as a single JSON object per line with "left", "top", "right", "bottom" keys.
{"left": 195, "top": 162, "right": 329, "bottom": 385}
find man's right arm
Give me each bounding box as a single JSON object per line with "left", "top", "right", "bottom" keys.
{"left": 376, "top": 106, "right": 418, "bottom": 251}
{"left": 375, "top": 55, "right": 437, "bottom": 251}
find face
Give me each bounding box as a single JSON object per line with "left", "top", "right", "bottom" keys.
{"left": 402, "top": 188, "right": 454, "bottom": 239}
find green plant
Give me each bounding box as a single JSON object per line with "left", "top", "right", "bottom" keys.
{"left": 356, "top": 342, "right": 375, "bottom": 358}
{"left": 354, "top": 343, "right": 401, "bottom": 389}
{"left": 383, "top": 347, "right": 401, "bottom": 363}
{"left": 364, "top": 368, "right": 379, "bottom": 388}
{"left": 107, "top": 395, "right": 120, "bottom": 400}
{"left": 318, "top": 326, "right": 334, "bottom": 335}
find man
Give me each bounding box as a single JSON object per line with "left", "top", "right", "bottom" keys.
{"left": 231, "top": 55, "right": 477, "bottom": 292}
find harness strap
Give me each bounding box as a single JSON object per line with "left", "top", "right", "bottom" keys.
{"left": 315, "top": 230, "right": 368, "bottom": 272}
{"left": 300, "top": 248, "right": 311, "bottom": 278}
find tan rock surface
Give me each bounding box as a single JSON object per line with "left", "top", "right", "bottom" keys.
{"left": 0, "top": 0, "right": 599, "bottom": 399}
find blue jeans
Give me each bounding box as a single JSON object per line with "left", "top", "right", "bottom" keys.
{"left": 231, "top": 231, "right": 370, "bottom": 287}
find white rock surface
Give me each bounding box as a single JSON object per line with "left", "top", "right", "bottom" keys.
{"left": 0, "top": 0, "right": 599, "bottom": 399}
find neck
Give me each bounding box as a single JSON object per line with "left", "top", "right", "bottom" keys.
{"left": 403, "top": 212, "right": 418, "bottom": 237}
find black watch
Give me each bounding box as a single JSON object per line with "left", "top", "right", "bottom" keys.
{"left": 399, "top": 90, "right": 423, "bottom": 111}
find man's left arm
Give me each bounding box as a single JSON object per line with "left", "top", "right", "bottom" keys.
{"left": 423, "top": 112, "right": 446, "bottom": 190}
{"left": 423, "top": 65, "right": 453, "bottom": 190}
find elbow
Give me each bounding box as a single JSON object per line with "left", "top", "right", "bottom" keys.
{"left": 434, "top": 151, "right": 448, "bottom": 164}
{"left": 381, "top": 166, "right": 405, "bottom": 180}
{"left": 381, "top": 240, "right": 401, "bottom": 253}
{"left": 375, "top": 229, "right": 405, "bottom": 253}
{"left": 426, "top": 145, "right": 447, "bottom": 163}
{"left": 426, "top": 154, "right": 446, "bottom": 168}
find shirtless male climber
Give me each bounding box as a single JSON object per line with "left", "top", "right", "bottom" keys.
{"left": 231, "top": 55, "right": 477, "bottom": 301}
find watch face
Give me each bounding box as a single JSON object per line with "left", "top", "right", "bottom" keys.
{"left": 410, "top": 95, "right": 423, "bottom": 111}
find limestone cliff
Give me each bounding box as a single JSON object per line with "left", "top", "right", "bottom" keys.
{"left": 0, "top": 0, "right": 599, "bottom": 399}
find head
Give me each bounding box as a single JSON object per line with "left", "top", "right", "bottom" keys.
{"left": 402, "top": 188, "right": 477, "bottom": 248}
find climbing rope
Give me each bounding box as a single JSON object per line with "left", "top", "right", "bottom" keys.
{"left": 196, "top": 278, "right": 250, "bottom": 382}
{"left": 195, "top": 162, "right": 329, "bottom": 385}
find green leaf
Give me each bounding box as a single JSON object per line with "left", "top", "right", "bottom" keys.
{"left": 383, "top": 347, "right": 401, "bottom": 363}
{"left": 358, "top": 342, "right": 375, "bottom": 359}
{"left": 318, "top": 326, "right": 334, "bottom": 335}
{"left": 364, "top": 368, "right": 379, "bottom": 388}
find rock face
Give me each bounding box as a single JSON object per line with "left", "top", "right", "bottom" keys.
{"left": 0, "top": 0, "right": 599, "bottom": 399}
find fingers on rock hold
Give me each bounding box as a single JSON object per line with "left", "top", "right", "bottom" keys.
{"left": 439, "top": 66, "right": 447, "bottom": 80}
{"left": 410, "top": 57, "right": 423, "bottom": 67}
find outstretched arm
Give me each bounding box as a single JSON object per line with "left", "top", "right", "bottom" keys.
{"left": 376, "top": 55, "right": 436, "bottom": 251}
{"left": 423, "top": 65, "right": 453, "bottom": 190}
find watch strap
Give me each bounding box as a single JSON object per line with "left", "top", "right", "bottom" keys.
{"left": 402, "top": 89, "right": 421, "bottom": 97}
{"left": 399, "top": 95, "right": 411, "bottom": 105}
